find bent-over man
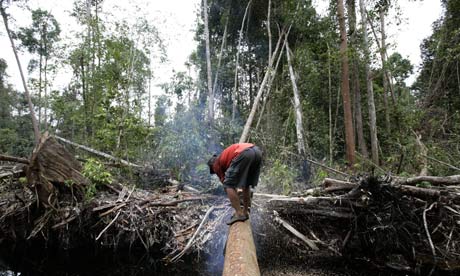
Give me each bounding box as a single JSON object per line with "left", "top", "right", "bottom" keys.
{"left": 208, "top": 143, "right": 262, "bottom": 225}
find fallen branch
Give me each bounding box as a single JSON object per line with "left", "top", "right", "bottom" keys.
{"left": 0, "top": 168, "right": 24, "bottom": 179}
{"left": 254, "top": 192, "right": 289, "bottom": 198}
{"left": 394, "top": 175, "right": 460, "bottom": 186}
{"left": 96, "top": 210, "right": 121, "bottom": 241}
{"left": 0, "top": 154, "right": 29, "bottom": 164}
{"left": 273, "top": 211, "right": 319, "bottom": 250}
{"left": 422, "top": 154, "right": 460, "bottom": 172}
{"left": 396, "top": 185, "right": 441, "bottom": 200}
{"left": 423, "top": 202, "right": 437, "bottom": 276}
{"left": 55, "top": 135, "right": 141, "bottom": 168}
{"left": 308, "top": 229, "right": 341, "bottom": 255}
{"left": 269, "top": 196, "right": 358, "bottom": 207}
{"left": 322, "top": 178, "right": 353, "bottom": 188}
{"left": 169, "top": 206, "right": 216, "bottom": 262}
{"left": 144, "top": 197, "right": 204, "bottom": 208}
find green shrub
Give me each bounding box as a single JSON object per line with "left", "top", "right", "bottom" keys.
{"left": 82, "top": 158, "right": 113, "bottom": 199}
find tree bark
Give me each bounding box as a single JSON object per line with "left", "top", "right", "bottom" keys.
{"left": 26, "top": 133, "right": 88, "bottom": 206}
{"left": 337, "top": 0, "right": 356, "bottom": 166}
{"left": 359, "top": 0, "right": 379, "bottom": 165}
{"left": 203, "top": 0, "right": 214, "bottom": 124}
{"left": 286, "top": 41, "right": 307, "bottom": 156}
{"left": 1, "top": 3, "right": 41, "bottom": 145}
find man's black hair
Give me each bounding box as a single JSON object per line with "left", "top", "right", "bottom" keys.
{"left": 208, "top": 154, "right": 218, "bottom": 174}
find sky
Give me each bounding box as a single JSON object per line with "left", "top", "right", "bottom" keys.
{"left": 0, "top": 0, "right": 444, "bottom": 95}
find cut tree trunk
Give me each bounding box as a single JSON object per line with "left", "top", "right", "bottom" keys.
{"left": 25, "top": 133, "right": 88, "bottom": 206}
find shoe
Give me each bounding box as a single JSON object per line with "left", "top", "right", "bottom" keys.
{"left": 226, "top": 214, "right": 249, "bottom": 225}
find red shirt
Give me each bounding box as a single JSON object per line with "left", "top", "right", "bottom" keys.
{"left": 212, "top": 143, "right": 254, "bottom": 183}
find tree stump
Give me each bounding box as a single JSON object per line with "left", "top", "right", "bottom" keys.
{"left": 26, "top": 133, "right": 88, "bottom": 207}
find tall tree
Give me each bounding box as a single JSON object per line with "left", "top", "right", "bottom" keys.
{"left": 347, "top": 0, "right": 368, "bottom": 159}
{"left": 360, "top": 0, "right": 379, "bottom": 165}
{"left": 231, "top": 0, "right": 252, "bottom": 121}
{"left": 18, "top": 8, "right": 61, "bottom": 130}
{"left": 337, "top": 0, "right": 356, "bottom": 166}
{"left": 1, "top": 1, "right": 40, "bottom": 144}
{"left": 239, "top": 30, "right": 285, "bottom": 143}
{"left": 203, "top": 0, "right": 214, "bottom": 124}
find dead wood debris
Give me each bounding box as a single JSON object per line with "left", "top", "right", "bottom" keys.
{"left": 0, "top": 170, "right": 225, "bottom": 259}
{"left": 267, "top": 174, "right": 460, "bottom": 274}
{"left": 0, "top": 139, "right": 226, "bottom": 263}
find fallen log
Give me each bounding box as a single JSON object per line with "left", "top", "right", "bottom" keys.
{"left": 393, "top": 175, "right": 460, "bottom": 186}
{"left": 268, "top": 196, "right": 361, "bottom": 207}
{"left": 55, "top": 135, "right": 141, "bottom": 168}
{"left": 223, "top": 219, "right": 261, "bottom": 276}
{"left": 0, "top": 154, "right": 29, "bottom": 164}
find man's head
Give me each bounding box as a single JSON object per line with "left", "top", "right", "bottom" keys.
{"left": 207, "top": 154, "right": 218, "bottom": 174}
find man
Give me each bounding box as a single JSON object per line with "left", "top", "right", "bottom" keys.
{"left": 208, "top": 143, "right": 262, "bottom": 225}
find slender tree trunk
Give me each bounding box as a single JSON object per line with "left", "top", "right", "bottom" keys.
{"left": 148, "top": 71, "right": 152, "bottom": 127}
{"left": 239, "top": 30, "right": 285, "bottom": 143}
{"left": 255, "top": 38, "right": 286, "bottom": 131}
{"left": 203, "top": 0, "right": 214, "bottom": 124}
{"left": 1, "top": 4, "right": 40, "bottom": 145}
{"left": 38, "top": 51, "right": 43, "bottom": 128}
{"left": 379, "top": 9, "right": 391, "bottom": 133}
{"left": 267, "top": 0, "right": 272, "bottom": 65}
{"left": 367, "top": 10, "right": 391, "bottom": 133}
{"left": 212, "top": 16, "right": 228, "bottom": 101}
{"left": 44, "top": 56, "right": 48, "bottom": 130}
{"left": 232, "top": 0, "right": 252, "bottom": 121}
{"left": 286, "top": 41, "right": 307, "bottom": 156}
{"left": 337, "top": 0, "right": 356, "bottom": 166}
{"left": 379, "top": 9, "right": 396, "bottom": 104}
{"left": 80, "top": 55, "right": 88, "bottom": 140}
{"left": 347, "top": 0, "right": 368, "bottom": 158}
{"left": 327, "top": 43, "right": 333, "bottom": 164}
{"left": 360, "top": 0, "right": 379, "bottom": 165}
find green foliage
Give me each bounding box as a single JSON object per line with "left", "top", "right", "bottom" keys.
{"left": 82, "top": 158, "right": 113, "bottom": 199}
{"left": 19, "top": 177, "right": 27, "bottom": 184}
{"left": 261, "top": 159, "right": 296, "bottom": 195}
{"left": 82, "top": 158, "right": 113, "bottom": 186}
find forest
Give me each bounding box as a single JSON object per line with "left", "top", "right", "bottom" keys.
{"left": 1, "top": 0, "right": 460, "bottom": 275}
